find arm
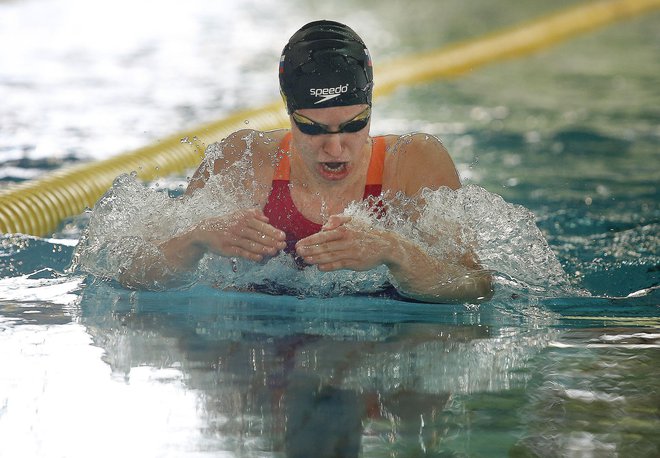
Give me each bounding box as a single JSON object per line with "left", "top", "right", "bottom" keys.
{"left": 383, "top": 231, "right": 493, "bottom": 303}
{"left": 118, "top": 208, "right": 286, "bottom": 290}
{"left": 295, "top": 216, "right": 493, "bottom": 303}
{"left": 157, "top": 209, "right": 286, "bottom": 270}
{"left": 295, "top": 133, "right": 493, "bottom": 303}
{"left": 388, "top": 133, "right": 492, "bottom": 301}
{"left": 384, "top": 133, "right": 460, "bottom": 193}
{"left": 118, "top": 130, "right": 286, "bottom": 289}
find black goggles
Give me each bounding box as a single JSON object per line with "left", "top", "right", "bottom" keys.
{"left": 292, "top": 107, "right": 371, "bottom": 136}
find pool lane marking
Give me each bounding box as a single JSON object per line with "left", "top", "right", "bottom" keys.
{"left": 1, "top": 0, "right": 659, "bottom": 236}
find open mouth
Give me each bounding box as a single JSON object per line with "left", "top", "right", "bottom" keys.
{"left": 321, "top": 162, "right": 347, "bottom": 171}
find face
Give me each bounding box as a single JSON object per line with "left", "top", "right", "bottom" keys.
{"left": 289, "top": 104, "right": 371, "bottom": 184}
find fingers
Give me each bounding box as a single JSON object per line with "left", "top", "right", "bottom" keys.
{"left": 296, "top": 237, "right": 346, "bottom": 258}
{"left": 321, "top": 215, "right": 351, "bottom": 231}
{"left": 229, "top": 219, "right": 286, "bottom": 259}
{"left": 300, "top": 246, "right": 372, "bottom": 272}
{"left": 297, "top": 225, "right": 346, "bottom": 248}
{"left": 295, "top": 227, "right": 359, "bottom": 269}
{"left": 249, "top": 208, "right": 272, "bottom": 224}
{"left": 201, "top": 209, "right": 286, "bottom": 261}
{"left": 239, "top": 209, "right": 284, "bottom": 239}
{"left": 302, "top": 251, "right": 356, "bottom": 271}
{"left": 244, "top": 215, "right": 286, "bottom": 243}
{"left": 296, "top": 223, "right": 389, "bottom": 272}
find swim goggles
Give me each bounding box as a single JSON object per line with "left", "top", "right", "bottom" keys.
{"left": 291, "top": 106, "right": 371, "bottom": 135}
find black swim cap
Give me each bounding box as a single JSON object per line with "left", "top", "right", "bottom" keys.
{"left": 279, "top": 20, "right": 373, "bottom": 114}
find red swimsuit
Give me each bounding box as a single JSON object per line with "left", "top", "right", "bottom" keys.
{"left": 263, "top": 132, "right": 387, "bottom": 254}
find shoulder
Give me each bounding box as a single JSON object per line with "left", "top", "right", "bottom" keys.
{"left": 186, "top": 129, "right": 289, "bottom": 195}
{"left": 207, "top": 129, "right": 289, "bottom": 173}
{"left": 381, "top": 133, "right": 460, "bottom": 195}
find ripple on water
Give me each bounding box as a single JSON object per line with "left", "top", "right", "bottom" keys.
{"left": 71, "top": 147, "right": 575, "bottom": 298}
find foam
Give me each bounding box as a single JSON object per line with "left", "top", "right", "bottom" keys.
{"left": 72, "top": 138, "right": 574, "bottom": 297}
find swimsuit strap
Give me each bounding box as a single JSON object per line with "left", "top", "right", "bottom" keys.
{"left": 366, "top": 136, "right": 386, "bottom": 186}
{"left": 273, "top": 133, "right": 292, "bottom": 180}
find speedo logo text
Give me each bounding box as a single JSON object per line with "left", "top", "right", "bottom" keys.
{"left": 310, "top": 84, "right": 349, "bottom": 104}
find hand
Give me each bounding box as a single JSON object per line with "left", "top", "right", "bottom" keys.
{"left": 295, "top": 215, "right": 396, "bottom": 272}
{"left": 194, "top": 208, "right": 287, "bottom": 262}
{"left": 160, "top": 209, "right": 286, "bottom": 269}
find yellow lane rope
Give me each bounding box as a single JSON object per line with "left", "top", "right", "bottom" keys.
{"left": 2, "top": 0, "right": 659, "bottom": 236}
{"left": 374, "top": 0, "right": 660, "bottom": 97}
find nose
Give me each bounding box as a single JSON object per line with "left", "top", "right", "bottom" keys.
{"left": 321, "top": 133, "right": 343, "bottom": 158}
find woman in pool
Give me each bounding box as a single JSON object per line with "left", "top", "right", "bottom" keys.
{"left": 123, "top": 20, "right": 493, "bottom": 303}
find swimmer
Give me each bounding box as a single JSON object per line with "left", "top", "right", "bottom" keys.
{"left": 121, "top": 20, "right": 493, "bottom": 303}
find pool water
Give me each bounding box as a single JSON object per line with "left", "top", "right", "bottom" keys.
{"left": 1, "top": 0, "right": 659, "bottom": 456}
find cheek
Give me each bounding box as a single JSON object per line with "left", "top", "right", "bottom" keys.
{"left": 292, "top": 133, "right": 315, "bottom": 152}
{"left": 294, "top": 137, "right": 325, "bottom": 164}
{"left": 343, "top": 132, "right": 370, "bottom": 152}
{"left": 302, "top": 137, "right": 325, "bottom": 154}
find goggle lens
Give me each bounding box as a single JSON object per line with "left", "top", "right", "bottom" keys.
{"left": 292, "top": 107, "right": 370, "bottom": 136}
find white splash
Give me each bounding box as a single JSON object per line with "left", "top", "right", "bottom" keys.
{"left": 72, "top": 140, "right": 574, "bottom": 297}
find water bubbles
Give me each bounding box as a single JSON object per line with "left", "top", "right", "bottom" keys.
{"left": 492, "top": 105, "right": 509, "bottom": 119}
{"left": 73, "top": 158, "right": 572, "bottom": 297}
{"left": 502, "top": 154, "right": 521, "bottom": 167}
{"left": 524, "top": 131, "right": 541, "bottom": 144}
{"left": 596, "top": 184, "right": 610, "bottom": 197}
{"left": 551, "top": 142, "right": 564, "bottom": 154}
{"left": 470, "top": 106, "right": 491, "bottom": 123}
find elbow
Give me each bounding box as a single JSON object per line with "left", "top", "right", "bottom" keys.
{"left": 472, "top": 270, "right": 495, "bottom": 303}
{"left": 438, "top": 269, "right": 495, "bottom": 304}
{"left": 461, "top": 253, "right": 494, "bottom": 303}
{"left": 446, "top": 269, "right": 494, "bottom": 304}
{"left": 394, "top": 270, "right": 494, "bottom": 305}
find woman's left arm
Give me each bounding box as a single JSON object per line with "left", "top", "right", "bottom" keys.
{"left": 295, "top": 216, "right": 493, "bottom": 303}
{"left": 296, "top": 133, "right": 493, "bottom": 303}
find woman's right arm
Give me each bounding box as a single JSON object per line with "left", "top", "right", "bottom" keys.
{"left": 118, "top": 129, "right": 286, "bottom": 289}
{"left": 160, "top": 209, "right": 286, "bottom": 269}
{"left": 117, "top": 209, "right": 285, "bottom": 289}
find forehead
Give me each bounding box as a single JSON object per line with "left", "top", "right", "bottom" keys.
{"left": 295, "top": 104, "right": 369, "bottom": 123}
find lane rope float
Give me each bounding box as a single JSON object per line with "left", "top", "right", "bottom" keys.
{"left": 1, "top": 0, "right": 658, "bottom": 236}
